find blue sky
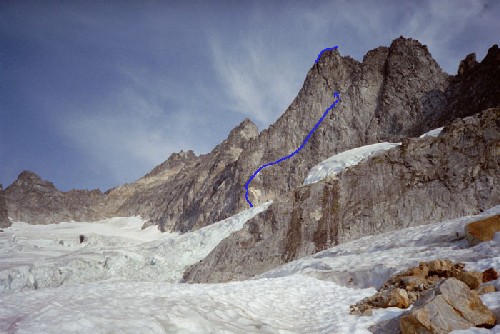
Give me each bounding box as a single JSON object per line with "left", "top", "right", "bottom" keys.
{"left": 1, "top": 0, "right": 499, "bottom": 191}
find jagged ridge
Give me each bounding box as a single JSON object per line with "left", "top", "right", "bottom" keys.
{"left": 5, "top": 37, "right": 500, "bottom": 233}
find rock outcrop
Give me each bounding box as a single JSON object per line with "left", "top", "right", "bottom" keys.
{"left": 5, "top": 38, "right": 500, "bottom": 235}
{"left": 400, "top": 278, "right": 496, "bottom": 333}
{"left": 5, "top": 171, "right": 106, "bottom": 224}
{"left": 0, "top": 185, "right": 10, "bottom": 228}
{"left": 350, "top": 259, "right": 498, "bottom": 316}
{"left": 183, "top": 108, "right": 500, "bottom": 283}
{"left": 432, "top": 44, "right": 500, "bottom": 128}
{"left": 465, "top": 215, "right": 500, "bottom": 247}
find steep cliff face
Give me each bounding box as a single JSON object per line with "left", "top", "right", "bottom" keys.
{"left": 5, "top": 37, "right": 500, "bottom": 230}
{"left": 234, "top": 37, "right": 449, "bottom": 210}
{"left": 436, "top": 44, "right": 500, "bottom": 127}
{"left": 183, "top": 107, "right": 500, "bottom": 283}
{"left": 0, "top": 185, "right": 10, "bottom": 228}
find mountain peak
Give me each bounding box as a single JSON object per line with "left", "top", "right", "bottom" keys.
{"left": 387, "top": 36, "right": 436, "bottom": 62}
{"left": 18, "top": 170, "right": 42, "bottom": 181}
{"left": 145, "top": 149, "right": 197, "bottom": 179}
{"left": 458, "top": 53, "right": 478, "bottom": 76}
{"left": 226, "top": 118, "right": 259, "bottom": 146}
{"left": 167, "top": 149, "right": 197, "bottom": 163}
{"left": 483, "top": 44, "right": 500, "bottom": 65}
{"left": 13, "top": 170, "right": 56, "bottom": 190}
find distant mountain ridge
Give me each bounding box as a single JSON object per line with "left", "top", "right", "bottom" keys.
{"left": 4, "top": 37, "right": 500, "bottom": 235}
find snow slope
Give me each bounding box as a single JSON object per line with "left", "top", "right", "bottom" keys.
{"left": 0, "top": 202, "right": 271, "bottom": 293}
{"left": 1, "top": 204, "right": 499, "bottom": 333}
{"left": 303, "top": 142, "right": 401, "bottom": 185}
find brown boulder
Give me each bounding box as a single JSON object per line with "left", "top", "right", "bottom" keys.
{"left": 350, "top": 287, "right": 411, "bottom": 315}
{"left": 400, "top": 278, "right": 496, "bottom": 334}
{"left": 456, "top": 271, "right": 483, "bottom": 290}
{"left": 427, "top": 259, "right": 453, "bottom": 276}
{"left": 478, "top": 285, "right": 496, "bottom": 295}
{"left": 386, "top": 287, "right": 411, "bottom": 308}
{"left": 483, "top": 268, "right": 499, "bottom": 282}
{"left": 465, "top": 215, "right": 500, "bottom": 247}
{"left": 351, "top": 259, "right": 489, "bottom": 315}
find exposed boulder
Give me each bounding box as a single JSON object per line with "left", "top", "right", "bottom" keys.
{"left": 400, "top": 278, "right": 496, "bottom": 334}
{"left": 465, "top": 215, "right": 500, "bottom": 247}
{"left": 350, "top": 259, "right": 498, "bottom": 316}
{"left": 483, "top": 268, "right": 500, "bottom": 283}
{"left": 427, "top": 259, "right": 455, "bottom": 276}
{"left": 456, "top": 271, "right": 483, "bottom": 290}
{"left": 478, "top": 285, "right": 497, "bottom": 295}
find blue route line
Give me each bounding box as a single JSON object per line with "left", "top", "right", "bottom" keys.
{"left": 244, "top": 50, "right": 341, "bottom": 208}
{"left": 315, "top": 46, "right": 338, "bottom": 63}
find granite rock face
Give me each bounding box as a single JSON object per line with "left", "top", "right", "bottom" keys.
{"left": 0, "top": 185, "right": 10, "bottom": 228}
{"left": 5, "top": 37, "right": 500, "bottom": 234}
{"left": 183, "top": 108, "right": 500, "bottom": 283}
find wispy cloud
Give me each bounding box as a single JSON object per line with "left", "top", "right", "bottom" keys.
{"left": 2, "top": 0, "right": 499, "bottom": 190}
{"left": 55, "top": 73, "right": 209, "bottom": 186}
{"left": 209, "top": 32, "right": 306, "bottom": 126}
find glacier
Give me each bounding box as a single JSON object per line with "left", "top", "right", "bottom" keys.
{"left": 0, "top": 204, "right": 499, "bottom": 333}
{"left": 0, "top": 202, "right": 271, "bottom": 293}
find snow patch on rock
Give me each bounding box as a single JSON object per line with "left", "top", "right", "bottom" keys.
{"left": 419, "top": 126, "right": 444, "bottom": 139}
{"left": 304, "top": 142, "right": 401, "bottom": 185}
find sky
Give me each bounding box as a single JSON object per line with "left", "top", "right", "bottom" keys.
{"left": 1, "top": 0, "right": 499, "bottom": 192}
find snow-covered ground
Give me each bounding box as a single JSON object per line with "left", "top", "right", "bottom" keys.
{"left": 1, "top": 203, "right": 499, "bottom": 333}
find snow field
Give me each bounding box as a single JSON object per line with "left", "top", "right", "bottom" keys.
{"left": 1, "top": 206, "right": 499, "bottom": 333}
{"left": 0, "top": 276, "right": 379, "bottom": 334}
